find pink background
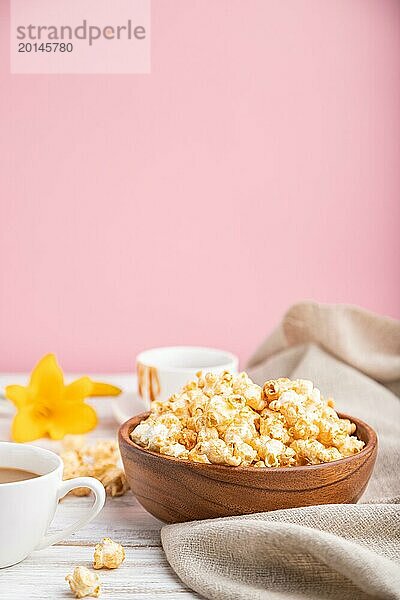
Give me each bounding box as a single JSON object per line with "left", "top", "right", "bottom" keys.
{"left": 1, "top": 0, "right": 399, "bottom": 371}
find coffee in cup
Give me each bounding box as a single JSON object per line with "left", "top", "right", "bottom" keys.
{"left": 0, "top": 467, "right": 39, "bottom": 484}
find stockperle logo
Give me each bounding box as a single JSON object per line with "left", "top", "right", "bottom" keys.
{"left": 10, "top": 0, "right": 150, "bottom": 74}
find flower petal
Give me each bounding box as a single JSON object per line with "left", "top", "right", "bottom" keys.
{"left": 29, "top": 354, "right": 64, "bottom": 401}
{"left": 89, "top": 381, "right": 122, "bottom": 397}
{"left": 48, "top": 402, "right": 98, "bottom": 439}
{"left": 5, "top": 385, "right": 30, "bottom": 409}
{"left": 64, "top": 377, "right": 93, "bottom": 402}
{"left": 11, "top": 408, "right": 47, "bottom": 442}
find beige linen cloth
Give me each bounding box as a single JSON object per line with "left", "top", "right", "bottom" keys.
{"left": 161, "top": 303, "right": 400, "bottom": 600}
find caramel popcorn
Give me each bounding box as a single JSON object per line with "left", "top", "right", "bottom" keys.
{"left": 93, "top": 537, "right": 125, "bottom": 570}
{"left": 61, "top": 438, "right": 129, "bottom": 497}
{"left": 95, "top": 464, "right": 130, "bottom": 497}
{"left": 131, "top": 372, "right": 365, "bottom": 467}
{"left": 65, "top": 566, "right": 101, "bottom": 598}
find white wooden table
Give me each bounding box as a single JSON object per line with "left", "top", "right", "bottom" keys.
{"left": 0, "top": 374, "right": 200, "bottom": 600}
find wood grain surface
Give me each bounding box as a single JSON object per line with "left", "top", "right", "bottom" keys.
{"left": 119, "top": 412, "right": 378, "bottom": 523}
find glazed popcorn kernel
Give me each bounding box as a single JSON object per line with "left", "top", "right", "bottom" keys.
{"left": 65, "top": 566, "right": 101, "bottom": 598}
{"left": 61, "top": 437, "right": 129, "bottom": 497}
{"left": 93, "top": 537, "right": 125, "bottom": 570}
{"left": 130, "top": 372, "right": 365, "bottom": 467}
{"left": 95, "top": 464, "right": 130, "bottom": 497}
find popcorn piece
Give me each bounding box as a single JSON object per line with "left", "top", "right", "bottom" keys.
{"left": 224, "top": 415, "right": 258, "bottom": 446}
{"left": 130, "top": 418, "right": 158, "bottom": 447}
{"left": 95, "top": 465, "right": 130, "bottom": 497}
{"left": 255, "top": 437, "right": 295, "bottom": 467}
{"left": 334, "top": 435, "right": 365, "bottom": 457}
{"left": 62, "top": 438, "right": 129, "bottom": 497}
{"left": 61, "top": 450, "right": 94, "bottom": 496}
{"left": 156, "top": 413, "right": 183, "bottom": 434}
{"left": 262, "top": 378, "right": 292, "bottom": 402}
{"left": 61, "top": 450, "right": 88, "bottom": 479}
{"left": 201, "top": 372, "right": 219, "bottom": 397}
{"left": 259, "top": 410, "right": 291, "bottom": 444}
{"left": 196, "top": 426, "right": 219, "bottom": 443}
{"left": 291, "top": 439, "right": 342, "bottom": 465}
{"left": 188, "top": 449, "right": 211, "bottom": 463}
{"left": 93, "top": 537, "right": 125, "bottom": 570}
{"left": 131, "top": 372, "right": 364, "bottom": 468}
{"left": 91, "top": 440, "right": 120, "bottom": 465}
{"left": 132, "top": 421, "right": 171, "bottom": 453}
{"left": 178, "top": 427, "right": 197, "bottom": 450}
{"left": 231, "top": 438, "right": 258, "bottom": 466}
{"left": 269, "top": 390, "right": 304, "bottom": 426}
{"left": 194, "top": 438, "right": 241, "bottom": 466}
{"left": 65, "top": 566, "right": 101, "bottom": 598}
{"left": 292, "top": 379, "right": 314, "bottom": 396}
{"left": 151, "top": 394, "right": 191, "bottom": 421}
{"left": 243, "top": 384, "right": 265, "bottom": 411}
{"left": 289, "top": 418, "right": 319, "bottom": 441}
{"left": 159, "top": 442, "right": 189, "bottom": 459}
{"left": 204, "top": 394, "right": 244, "bottom": 431}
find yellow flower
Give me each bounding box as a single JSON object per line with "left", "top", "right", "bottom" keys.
{"left": 5, "top": 354, "right": 121, "bottom": 442}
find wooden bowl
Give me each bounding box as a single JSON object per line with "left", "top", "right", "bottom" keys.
{"left": 119, "top": 412, "right": 377, "bottom": 523}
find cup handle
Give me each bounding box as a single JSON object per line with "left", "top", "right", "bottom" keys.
{"left": 35, "top": 477, "right": 106, "bottom": 551}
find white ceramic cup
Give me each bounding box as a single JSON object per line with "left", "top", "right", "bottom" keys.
{"left": 136, "top": 346, "right": 239, "bottom": 407}
{"left": 0, "top": 442, "right": 105, "bottom": 569}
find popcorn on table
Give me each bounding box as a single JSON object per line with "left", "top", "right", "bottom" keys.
{"left": 65, "top": 566, "right": 101, "bottom": 598}
{"left": 131, "top": 372, "right": 364, "bottom": 467}
{"left": 93, "top": 537, "right": 125, "bottom": 569}
{"left": 61, "top": 438, "right": 130, "bottom": 497}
